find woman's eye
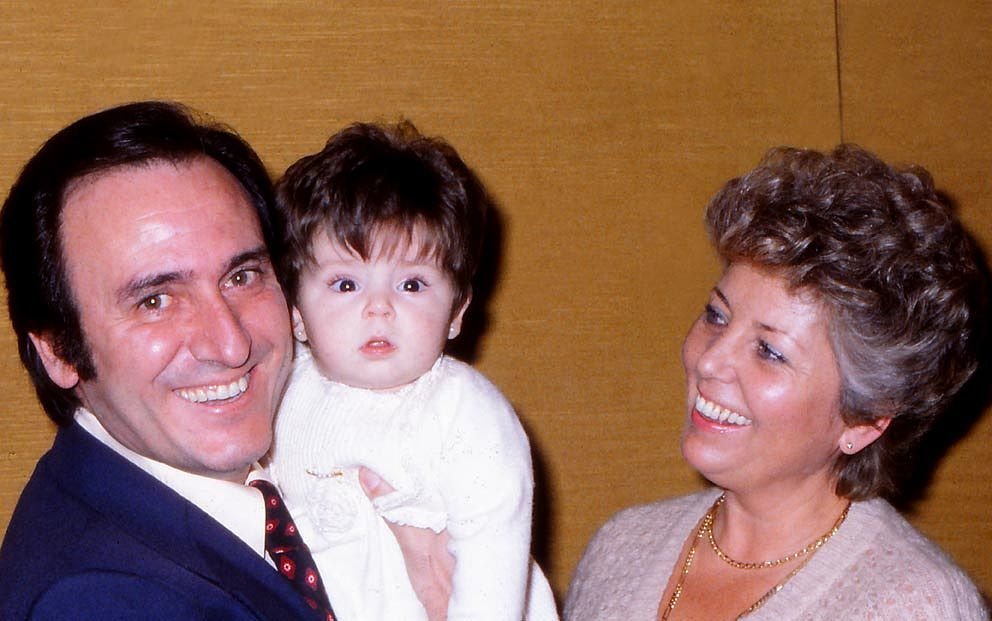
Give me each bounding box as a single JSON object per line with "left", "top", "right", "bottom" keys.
{"left": 400, "top": 279, "right": 425, "bottom": 293}
{"left": 757, "top": 340, "right": 787, "bottom": 363}
{"left": 703, "top": 304, "right": 726, "bottom": 326}
{"left": 331, "top": 279, "right": 358, "bottom": 292}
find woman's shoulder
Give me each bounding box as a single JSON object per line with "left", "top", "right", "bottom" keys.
{"left": 598, "top": 488, "right": 719, "bottom": 535}
{"left": 564, "top": 489, "right": 721, "bottom": 620}
{"left": 574, "top": 488, "right": 719, "bottom": 576}
{"left": 822, "top": 498, "right": 989, "bottom": 619}
{"left": 853, "top": 498, "right": 973, "bottom": 572}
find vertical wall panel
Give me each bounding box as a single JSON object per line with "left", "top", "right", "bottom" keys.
{"left": 837, "top": 0, "right": 992, "bottom": 596}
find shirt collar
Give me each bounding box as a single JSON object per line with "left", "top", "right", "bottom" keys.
{"left": 74, "top": 407, "right": 266, "bottom": 559}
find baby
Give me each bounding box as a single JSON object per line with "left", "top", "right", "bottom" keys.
{"left": 268, "top": 121, "right": 557, "bottom": 620}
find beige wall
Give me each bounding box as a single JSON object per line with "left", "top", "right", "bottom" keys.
{"left": 0, "top": 0, "right": 988, "bottom": 602}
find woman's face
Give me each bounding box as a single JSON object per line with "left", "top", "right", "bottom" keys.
{"left": 680, "top": 262, "right": 848, "bottom": 497}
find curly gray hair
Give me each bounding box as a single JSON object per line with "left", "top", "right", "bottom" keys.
{"left": 705, "top": 144, "right": 984, "bottom": 499}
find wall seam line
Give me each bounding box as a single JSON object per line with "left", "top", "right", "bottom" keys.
{"left": 834, "top": 0, "right": 846, "bottom": 144}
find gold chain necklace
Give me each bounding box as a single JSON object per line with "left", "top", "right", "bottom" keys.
{"left": 658, "top": 493, "right": 850, "bottom": 620}
{"left": 707, "top": 493, "right": 850, "bottom": 570}
{"left": 657, "top": 507, "right": 709, "bottom": 620}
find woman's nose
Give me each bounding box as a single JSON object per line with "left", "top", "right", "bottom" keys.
{"left": 686, "top": 322, "right": 737, "bottom": 382}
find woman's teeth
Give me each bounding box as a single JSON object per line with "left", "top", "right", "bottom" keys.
{"left": 176, "top": 376, "right": 249, "bottom": 403}
{"left": 695, "top": 394, "right": 752, "bottom": 426}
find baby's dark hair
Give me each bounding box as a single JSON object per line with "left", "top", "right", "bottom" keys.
{"left": 275, "top": 120, "right": 488, "bottom": 313}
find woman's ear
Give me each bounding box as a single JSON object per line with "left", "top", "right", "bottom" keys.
{"left": 28, "top": 332, "right": 80, "bottom": 389}
{"left": 291, "top": 307, "right": 308, "bottom": 343}
{"left": 447, "top": 295, "right": 472, "bottom": 340}
{"left": 840, "top": 417, "right": 892, "bottom": 454}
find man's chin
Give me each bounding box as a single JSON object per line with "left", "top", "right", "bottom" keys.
{"left": 189, "top": 439, "right": 270, "bottom": 481}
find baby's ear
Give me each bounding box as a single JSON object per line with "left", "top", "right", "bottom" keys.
{"left": 839, "top": 417, "right": 891, "bottom": 454}
{"left": 28, "top": 332, "right": 80, "bottom": 389}
{"left": 447, "top": 295, "right": 471, "bottom": 340}
{"left": 291, "top": 307, "right": 308, "bottom": 343}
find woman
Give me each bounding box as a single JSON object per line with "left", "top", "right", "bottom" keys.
{"left": 564, "top": 145, "right": 989, "bottom": 620}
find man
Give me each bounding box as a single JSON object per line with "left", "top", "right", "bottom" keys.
{"left": 0, "top": 101, "right": 450, "bottom": 620}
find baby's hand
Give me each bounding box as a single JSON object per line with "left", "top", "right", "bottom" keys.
{"left": 359, "top": 467, "right": 454, "bottom": 621}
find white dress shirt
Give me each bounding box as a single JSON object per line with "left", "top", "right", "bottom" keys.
{"left": 74, "top": 407, "right": 267, "bottom": 561}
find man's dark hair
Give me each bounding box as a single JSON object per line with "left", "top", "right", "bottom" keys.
{"left": 0, "top": 101, "right": 276, "bottom": 425}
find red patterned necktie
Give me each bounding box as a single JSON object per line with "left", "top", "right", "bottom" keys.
{"left": 249, "top": 479, "right": 337, "bottom": 621}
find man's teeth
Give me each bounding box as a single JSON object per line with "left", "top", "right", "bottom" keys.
{"left": 695, "top": 395, "right": 752, "bottom": 426}
{"left": 177, "top": 376, "right": 249, "bottom": 403}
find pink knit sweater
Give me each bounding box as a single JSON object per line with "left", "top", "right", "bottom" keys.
{"left": 565, "top": 488, "right": 988, "bottom": 620}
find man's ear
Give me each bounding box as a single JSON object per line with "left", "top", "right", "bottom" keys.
{"left": 28, "top": 332, "right": 80, "bottom": 389}
{"left": 840, "top": 417, "right": 892, "bottom": 455}
{"left": 447, "top": 295, "right": 472, "bottom": 340}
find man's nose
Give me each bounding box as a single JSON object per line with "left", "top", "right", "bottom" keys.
{"left": 188, "top": 293, "right": 252, "bottom": 367}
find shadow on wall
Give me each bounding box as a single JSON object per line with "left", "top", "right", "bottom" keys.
{"left": 523, "top": 413, "right": 557, "bottom": 596}
{"left": 440, "top": 179, "right": 560, "bottom": 601}
{"left": 889, "top": 226, "right": 992, "bottom": 514}
{"left": 445, "top": 182, "right": 503, "bottom": 366}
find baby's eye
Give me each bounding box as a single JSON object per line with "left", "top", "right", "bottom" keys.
{"left": 330, "top": 279, "right": 358, "bottom": 293}
{"left": 757, "top": 340, "right": 787, "bottom": 363}
{"left": 400, "top": 279, "right": 426, "bottom": 293}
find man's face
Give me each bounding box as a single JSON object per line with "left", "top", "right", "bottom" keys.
{"left": 48, "top": 157, "right": 292, "bottom": 482}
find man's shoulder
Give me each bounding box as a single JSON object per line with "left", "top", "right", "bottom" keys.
{"left": 0, "top": 426, "right": 318, "bottom": 621}
{"left": 0, "top": 430, "right": 150, "bottom": 618}
{"left": 0, "top": 427, "right": 157, "bottom": 562}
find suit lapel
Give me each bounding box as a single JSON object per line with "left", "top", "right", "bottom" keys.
{"left": 49, "top": 424, "right": 323, "bottom": 620}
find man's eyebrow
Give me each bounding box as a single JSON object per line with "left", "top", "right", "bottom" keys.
{"left": 115, "top": 246, "right": 272, "bottom": 304}
{"left": 225, "top": 246, "right": 271, "bottom": 273}
{"left": 116, "top": 271, "right": 187, "bottom": 305}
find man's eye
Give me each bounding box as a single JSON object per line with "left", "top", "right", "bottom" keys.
{"left": 139, "top": 294, "right": 170, "bottom": 311}
{"left": 229, "top": 269, "right": 258, "bottom": 288}
{"left": 331, "top": 279, "right": 358, "bottom": 292}
{"left": 400, "top": 279, "right": 425, "bottom": 293}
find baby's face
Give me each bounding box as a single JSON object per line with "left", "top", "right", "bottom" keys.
{"left": 292, "top": 229, "right": 467, "bottom": 391}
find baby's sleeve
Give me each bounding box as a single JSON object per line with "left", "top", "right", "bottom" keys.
{"left": 436, "top": 364, "right": 535, "bottom": 620}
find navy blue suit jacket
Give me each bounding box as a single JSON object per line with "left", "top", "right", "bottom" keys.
{"left": 0, "top": 423, "right": 326, "bottom": 620}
